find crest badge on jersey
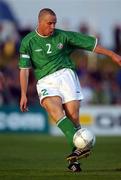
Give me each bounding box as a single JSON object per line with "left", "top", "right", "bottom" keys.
{"left": 57, "top": 43, "right": 63, "bottom": 49}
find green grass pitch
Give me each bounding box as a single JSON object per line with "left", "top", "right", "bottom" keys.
{"left": 0, "top": 133, "right": 121, "bottom": 180}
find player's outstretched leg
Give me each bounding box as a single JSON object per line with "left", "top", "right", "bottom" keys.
{"left": 56, "top": 116, "right": 90, "bottom": 172}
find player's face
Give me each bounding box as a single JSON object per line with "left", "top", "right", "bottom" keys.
{"left": 38, "top": 14, "right": 57, "bottom": 36}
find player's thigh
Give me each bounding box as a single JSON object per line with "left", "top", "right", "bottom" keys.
{"left": 63, "top": 100, "right": 80, "bottom": 121}
{"left": 60, "top": 69, "right": 83, "bottom": 103}
{"left": 42, "top": 96, "right": 64, "bottom": 122}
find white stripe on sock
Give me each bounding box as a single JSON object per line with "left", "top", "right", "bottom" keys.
{"left": 56, "top": 116, "right": 67, "bottom": 126}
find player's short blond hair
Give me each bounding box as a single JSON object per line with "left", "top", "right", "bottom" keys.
{"left": 38, "top": 8, "right": 56, "bottom": 20}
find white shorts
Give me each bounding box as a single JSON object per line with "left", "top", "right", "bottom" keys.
{"left": 36, "top": 68, "right": 83, "bottom": 104}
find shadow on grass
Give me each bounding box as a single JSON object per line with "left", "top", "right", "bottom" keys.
{"left": 84, "top": 168, "right": 121, "bottom": 173}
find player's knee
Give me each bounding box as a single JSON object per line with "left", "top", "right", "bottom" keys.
{"left": 44, "top": 104, "right": 64, "bottom": 121}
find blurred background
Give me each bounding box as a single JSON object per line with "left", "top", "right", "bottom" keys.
{"left": 0, "top": 0, "right": 121, "bottom": 135}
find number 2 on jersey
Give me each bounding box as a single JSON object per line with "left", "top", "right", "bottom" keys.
{"left": 46, "top": 44, "right": 52, "bottom": 54}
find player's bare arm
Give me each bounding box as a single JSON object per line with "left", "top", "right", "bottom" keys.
{"left": 94, "top": 45, "right": 121, "bottom": 66}
{"left": 20, "top": 69, "right": 29, "bottom": 112}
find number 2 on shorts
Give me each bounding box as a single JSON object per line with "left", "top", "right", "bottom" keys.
{"left": 41, "top": 89, "right": 48, "bottom": 96}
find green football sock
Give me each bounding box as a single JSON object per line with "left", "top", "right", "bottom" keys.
{"left": 56, "top": 116, "right": 76, "bottom": 149}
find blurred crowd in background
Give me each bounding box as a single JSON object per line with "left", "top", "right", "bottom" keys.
{"left": 0, "top": 1, "right": 121, "bottom": 107}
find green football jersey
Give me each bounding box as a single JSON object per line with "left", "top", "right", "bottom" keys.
{"left": 19, "top": 29, "right": 97, "bottom": 80}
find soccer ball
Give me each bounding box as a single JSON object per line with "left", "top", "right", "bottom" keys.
{"left": 73, "top": 128, "right": 95, "bottom": 150}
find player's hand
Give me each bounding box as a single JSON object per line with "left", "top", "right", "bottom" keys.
{"left": 20, "top": 95, "right": 28, "bottom": 112}
{"left": 112, "top": 53, "right": 121, "bottom": 66}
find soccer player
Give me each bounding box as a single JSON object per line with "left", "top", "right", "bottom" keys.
{"left": 19, "top": 8, "right": 121, "bottom": 172}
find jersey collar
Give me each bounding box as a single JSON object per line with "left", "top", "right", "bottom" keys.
{"left": 35, "top": 29, "right": 49, "bottom": 38}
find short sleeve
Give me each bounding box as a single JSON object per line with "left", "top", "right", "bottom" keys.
{"left": 19, "top": 40, "right": 32, "bottom": 69}
{"left": 66, "top": 31, "right": 97, "bottom": 52}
